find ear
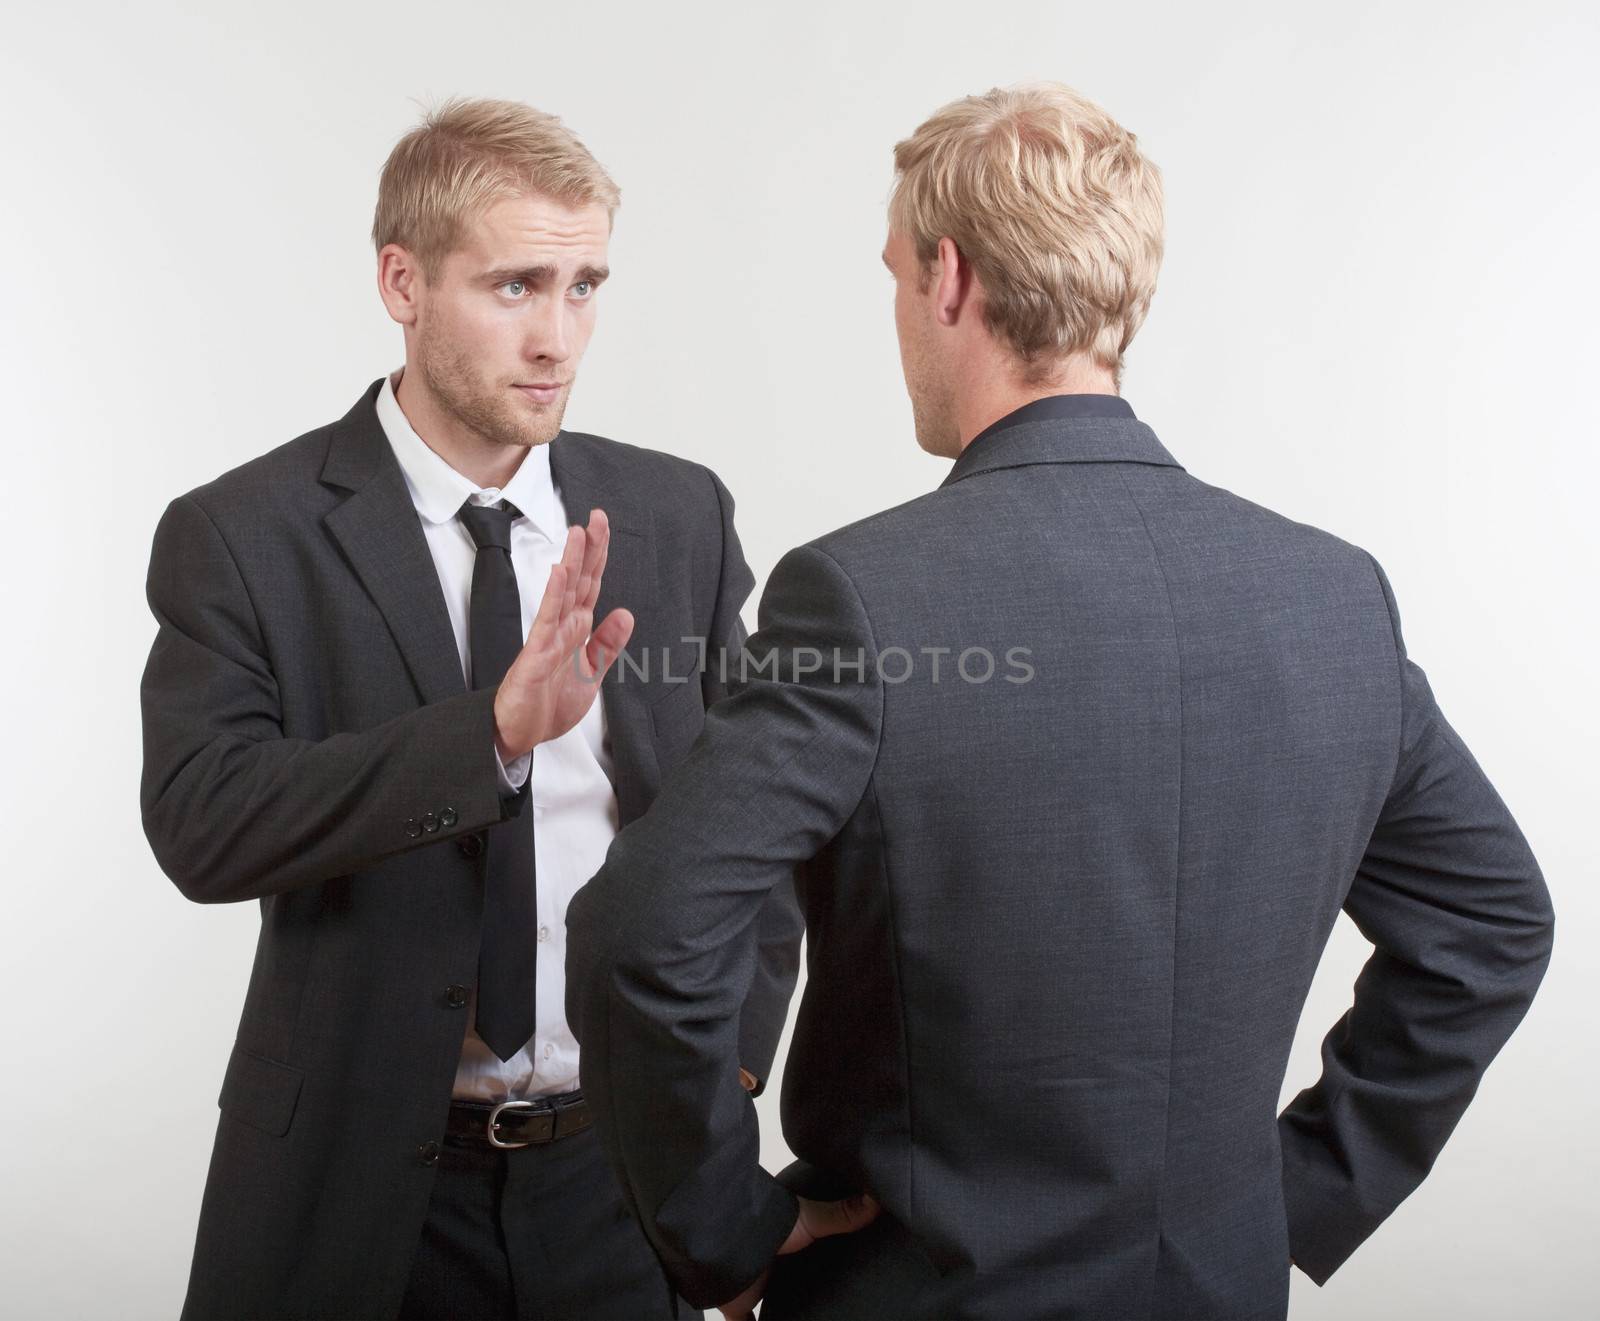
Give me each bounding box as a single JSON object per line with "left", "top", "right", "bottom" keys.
{"left": 376, "top": 243, "right": 423, "bottom": 328}
{"left": 932, "top": 235, "right": 973, "bottom": 328}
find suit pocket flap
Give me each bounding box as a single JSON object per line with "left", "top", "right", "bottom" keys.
{"left": 218, "top": 1044, "right": 304, "bottom": 1138}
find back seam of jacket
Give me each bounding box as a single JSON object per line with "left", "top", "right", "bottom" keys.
{"left": 1116, "top": 466, "right": 1187, "bottom": 1321}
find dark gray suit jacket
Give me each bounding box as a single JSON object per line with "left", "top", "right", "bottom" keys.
{"left": 565, "top": 404, "right": 1554, "bottom": 1319}
{"left": 139, "top": 377, "right": 803, "bottom": 1319}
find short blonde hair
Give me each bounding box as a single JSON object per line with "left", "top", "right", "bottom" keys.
{"left": 372, "top": 96, "right": 621, "bottom": 280}
{"left": 889, "top": 82, "right": 1164, "bottom": 388}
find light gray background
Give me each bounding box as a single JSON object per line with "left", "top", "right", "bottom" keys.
{"left": 2, "top": 2, "right": 1595, "bottom": 1317}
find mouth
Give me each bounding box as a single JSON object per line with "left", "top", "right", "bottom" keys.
{"left": 513, "top": 382, "right": 566, "bottom": 404}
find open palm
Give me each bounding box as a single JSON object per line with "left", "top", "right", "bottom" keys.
{"left": 493, "top": 507, "right": 635, "bottom": 761}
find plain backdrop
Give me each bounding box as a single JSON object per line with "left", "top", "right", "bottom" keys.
{"left": 2, "top": 2, "right": 1596, "bottom": 1317}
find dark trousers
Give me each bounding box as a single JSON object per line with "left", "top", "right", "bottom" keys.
{"left": 397, "top": 1123, "right": 689, "bottom": 1320}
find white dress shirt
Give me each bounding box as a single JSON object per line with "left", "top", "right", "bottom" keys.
{"left": 375, "top": 367, "right": 621, "bottom": 1100}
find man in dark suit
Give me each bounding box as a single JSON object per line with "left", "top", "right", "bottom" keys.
{"left": 139, "top": 97, "right": 801, "bottom": 1319}
{"left": 565, "top": 82, "right": 1555, "bottom": 1320}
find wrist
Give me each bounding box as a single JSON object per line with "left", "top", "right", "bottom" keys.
{"left": 494, "top": 728, "right": 518, "bottom": 763}
{"left": 492, "top": 692, "right": 526, "bottom": 763}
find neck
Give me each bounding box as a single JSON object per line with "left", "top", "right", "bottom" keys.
{"left": 955, "top": 354, "right": 1118, "bottom": 455}
{"left": 393, "top": 365, "right": 529, "bottom": 490}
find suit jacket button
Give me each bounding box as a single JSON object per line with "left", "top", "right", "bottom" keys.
{"left": 405, "top": 817, "right": 422, "bottom": 838}
{"left": 421, "top": 812, "right": 440, "bottom": 834}
{"left": 417, "top": 1140, "right": 441, "bottom": 1166}
{"left": 440, "top": 807, "right": 459, "bottom": 828}
{"left": 457, "top": 833, "right": 484, "bottom": 859}
{"left": 444, "top": 984, "right": 469, "bottom": 1009}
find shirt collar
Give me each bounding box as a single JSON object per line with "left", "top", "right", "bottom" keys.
{"left": 375, "top": 367, "right": 562, "bottom": 539}
{"left": 967, "top": 393, "right": 1136, "bottom": 450}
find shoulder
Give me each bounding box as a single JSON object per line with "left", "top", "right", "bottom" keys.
{"left": 157, "top": 413, "right": 348, "bottom": 541}
{"left": 792, "top": 485, "right": 955, "bottom": 581}
{"left": 791, "top": 464, "right": 1380, "bottom": 602}
{"left": 1177, "top": 473, "right": 1382, "bottom": 579}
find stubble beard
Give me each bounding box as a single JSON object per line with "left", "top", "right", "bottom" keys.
{"left": 415, "top": 322, "right": 569, "bottom": 451}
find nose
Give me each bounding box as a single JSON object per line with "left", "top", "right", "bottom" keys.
{"left": 523, "top": 292, "right": 571, "bottom": 365}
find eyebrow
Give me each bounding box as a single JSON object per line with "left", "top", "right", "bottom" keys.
{"left": 481, "top": 264, "right": 610, "bottom": 285}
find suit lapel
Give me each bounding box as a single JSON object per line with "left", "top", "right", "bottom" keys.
{"left": 548, "top": 430, "right": 661, "bottom": 826}
{"left": 319, "top": 379, "right": 466, "bottom": 707}
{"left": 546, "top": 431, "right": 655, "bottom": 639}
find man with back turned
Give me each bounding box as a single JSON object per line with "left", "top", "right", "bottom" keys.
{"left": 566, "top": 82, "right": 1555, "bottom": 1320}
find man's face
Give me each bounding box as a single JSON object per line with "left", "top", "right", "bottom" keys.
{"left": 411, "top": 192, "right": 611, "bottom": 450}
{"left": 884, "top": 228, "right": 959, "bottom": 458}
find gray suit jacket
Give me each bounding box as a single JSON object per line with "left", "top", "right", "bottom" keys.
{"left": 139, "top": 377, "right": 803, "bottom": 1319}
{"left": 566, "top": 406, "right": 1554, "bottom": 1319}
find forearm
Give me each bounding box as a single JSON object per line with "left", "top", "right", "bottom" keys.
{"left": 1279, "top": 554, "right": 1555, "bottom": 1282}
{"left": 142, "top": 682, "right": 527, "bottom": 903}
{"left": 568, "top": 543, "right": 881, "bottom": 1304}
{"left": 703, "top": 469, "right": 800, "bottom": 1092}
{"left": 577, "top": 879, "right": 800, "bottom": 1307}
{"left": 1278, "top": 822, "right": 1552, "bottom": 1282}
{"left": 737, "top": 871, "right": 804, "bottom": 1095}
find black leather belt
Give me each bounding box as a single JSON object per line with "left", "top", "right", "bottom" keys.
{"left": 445, "top": 1092, "right": 592, "bottom": 1149}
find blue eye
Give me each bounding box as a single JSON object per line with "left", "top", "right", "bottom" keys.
{"left": 501, "top": 280, "right": 527, "bottom": 297}
{"left": 572, "top": 281, "right": 593, "bottom": 298}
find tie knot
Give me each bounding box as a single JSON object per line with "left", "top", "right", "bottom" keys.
{"left": 457, "top": 498, "right": 522, "bottom": 552}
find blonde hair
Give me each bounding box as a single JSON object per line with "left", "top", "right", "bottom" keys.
{"left": 889, "top": 82, "right": 1164, "bottom": 388}
{"left": 372, "top": 96, "right": 621, "bottom": 280}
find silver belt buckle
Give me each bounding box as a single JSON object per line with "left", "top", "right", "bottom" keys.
{"left": 487, "top": 1099, "right": 535, "bottom": 1149}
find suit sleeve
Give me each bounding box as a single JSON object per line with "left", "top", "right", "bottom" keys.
{"left": 701, "top": 466, "right": 806, "bottom": 1098}
{"left": 566, "top": 542, "right": 882, "bottom": 1309}
{"left": 139, "top": 492, "right": 531, "bottom": 904}
{"left": 1278, "top": 553, "right": 1555, "bottom": 1283}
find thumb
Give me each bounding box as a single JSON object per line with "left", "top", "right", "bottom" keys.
{"left": 585, "top": 608, "right": 635, "bottom": 679}
{"left": 781, "top": 1193, "right": 882, "bottom": 1254}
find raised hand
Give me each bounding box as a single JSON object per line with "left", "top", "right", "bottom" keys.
{"left": 492, "top": 507, "right": 635, "bottom": 762}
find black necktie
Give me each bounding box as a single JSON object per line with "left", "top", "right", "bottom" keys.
{"left": 458, "top": 497, "right": 537, "bottom": 1061}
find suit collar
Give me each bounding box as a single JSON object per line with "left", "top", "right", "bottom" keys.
{"left": 940, "top": 407, "right": 1183, "bottom": 490}
{"left": 317, "top": 377, "right": 391, "bottom": 491}
{"left": 969, "top": 391, "right": 1137, "bottom": 443}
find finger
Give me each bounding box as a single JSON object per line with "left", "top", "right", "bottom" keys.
{"left": 830, "top": 1192, "right": 882, "bottom": 1235}
{"left": 575, "top": 508, "right": 610, "bottom": 612}
{"left": 526, "top": 564, "right": 568, "bottom": 648}
{"left": 579, "top": 510, "right": 611, "bottom": 613}
{"left": 558, "top": 525, "right": 584, "bottom": 619}
{"left": 580, "top": 535, "right": 609, "bottom": 620}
